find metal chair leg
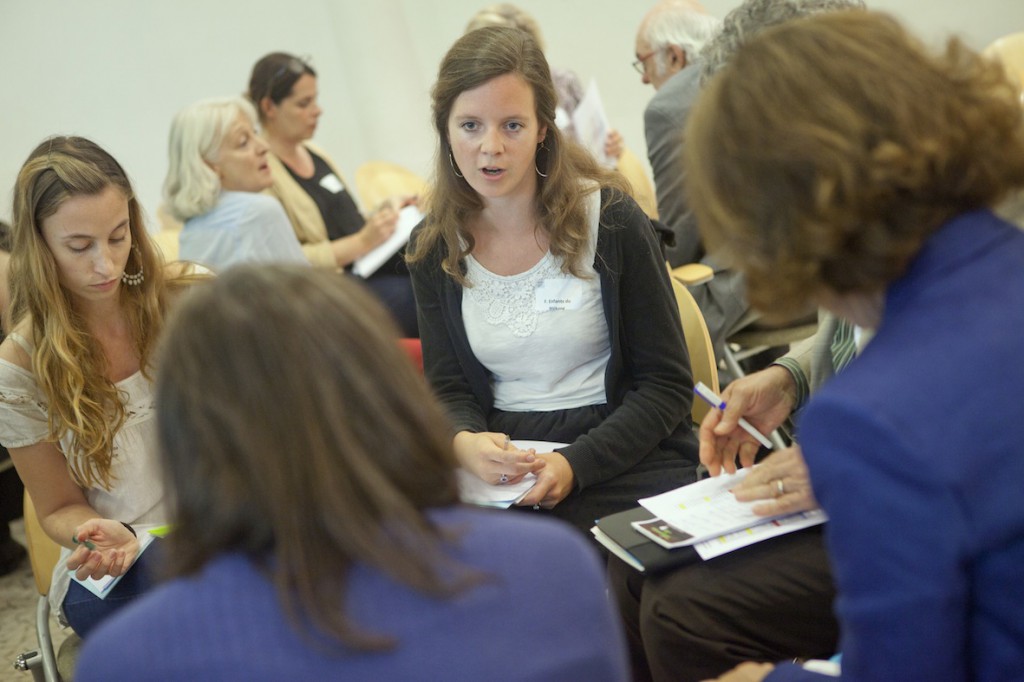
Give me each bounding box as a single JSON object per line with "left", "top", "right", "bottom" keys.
{"left": 720, "top": 344, "right": 747, "bottom": 383}
{"left": 13, "top": 649, "right": 46, "bottom": 682}
{"left": 34, "top": 595, "right": 61, "bottom": 682}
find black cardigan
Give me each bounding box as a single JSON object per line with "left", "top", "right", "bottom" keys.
{"left": 410, "top": 188, "right": 698, "bottom": 492}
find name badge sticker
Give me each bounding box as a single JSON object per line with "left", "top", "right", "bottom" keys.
{"left": 535, "top": 278, "right": 584, "bottom": 312}
{"left": 319, "top": 173, "right": 344, "bottom": 194}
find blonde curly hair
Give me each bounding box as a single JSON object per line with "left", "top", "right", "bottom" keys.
{"left": 686, "top": 11, "right": 1024, "bottom": 318}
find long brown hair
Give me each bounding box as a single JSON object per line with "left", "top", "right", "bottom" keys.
{"left": 8, "top": 136, "right": 183, "bottom": 489}
{"left": 686, "top": 11, "right": 1024, "bottom": 317}
{"left": 406, "top": 26, "right": 627, "bottom": 285}
{"left": 155, "top": 265, "right": 477, "bottom": 650}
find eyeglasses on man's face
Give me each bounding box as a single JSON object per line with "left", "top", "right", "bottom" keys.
{"left": 632, "top": 49, "right": 658, "bottom": 75}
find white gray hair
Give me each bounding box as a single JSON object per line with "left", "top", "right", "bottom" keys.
{"left": 163, "top": 96, "right": 259, "bottom": 221}
{"left": 641, "top": 1, "right": 722, "bottom": 77}
{"left": 699, "top": 0, "right": 867, "bottom": 85}
{"left": 465, "top": 3, "right": 545, "bottom": 51}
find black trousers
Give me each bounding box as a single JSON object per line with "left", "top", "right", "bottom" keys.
{"left": 490, "top": 405, "right": 699, "bottom": 535}
{"left": 362, "top": 273, "right": 418, "bottom": 338}
{"left": 608, "top": 525, "right": 839, "bottom": 682}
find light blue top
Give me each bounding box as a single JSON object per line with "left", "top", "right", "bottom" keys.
{"left": 179, "top": 191, "right": 308, "bottom": 272}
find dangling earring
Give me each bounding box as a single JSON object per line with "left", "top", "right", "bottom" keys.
{"left": 121, "top": 245, "right": 145, "bottom": 286}
{"left": 535, "top": 140, "right": 549, "bottom": 178}
{"left": 448, "top": 150, "right": 464, "bottom": 178}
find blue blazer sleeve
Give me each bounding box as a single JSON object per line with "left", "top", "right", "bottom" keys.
{"left": 797, "top": 393, "right": 970, "bottom": 681}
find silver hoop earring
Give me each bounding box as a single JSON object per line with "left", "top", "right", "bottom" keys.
{"left": 448, "top": 150, "right": 464, "bottom": 178}
{"left": 535, "top": 141, "right": 549, "bottom": 178}
{"left": 121, "top": 245, "right": 145, "bottom": 287}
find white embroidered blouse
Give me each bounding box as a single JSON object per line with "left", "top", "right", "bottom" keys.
{"left": 0, "top": 333, "right": 166, "bottom": 619}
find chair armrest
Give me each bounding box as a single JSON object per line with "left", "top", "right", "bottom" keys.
{"left": 671, "top": 263, "right": 714, "bottom": 286}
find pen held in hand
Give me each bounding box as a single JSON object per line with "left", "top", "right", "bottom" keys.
{"left": 693, "top": 381, "right": 774, "bottom": 450}
{"left": 72, "top": 536, "right": 97, "bottom": 551}
{"left": 499, "top": 434, "right": 512, "bottom": 484}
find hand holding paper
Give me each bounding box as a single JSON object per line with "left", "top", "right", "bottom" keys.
{"left": 458, "top": 440, "right": 567, "bottom": 508}
{"left": 515, "top": 450, "right": 575, "bottom": 509}
{"left": 452, "top": 432, "right": 545, "bottom": 486}
{"left": 571, "top": 79, "right": 615, "bottom": 168}
{"left": 635, "top": 468, "right": 826, "bottom": 559}
{"left": 733, "top": 446, "right": 818, "bottom": 516}
{"left": 352, "top": 205, "right": 423, "bottom": 278}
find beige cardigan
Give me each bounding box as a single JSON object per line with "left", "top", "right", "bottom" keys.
{"left": 264, "top": 142, "right": 359, "bottom": 268}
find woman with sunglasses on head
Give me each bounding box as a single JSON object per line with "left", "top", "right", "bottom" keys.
{"left": 0, "top": 136, "right": 206, "bottom": 638}
{"left": 407, "top": 27, "right": 700, "bottom": 534}
{"left": 163, "top": 96, "right": 308, "bottom": 272}
{"left": 248, "top": 52, "right": 417, "bottom": 335}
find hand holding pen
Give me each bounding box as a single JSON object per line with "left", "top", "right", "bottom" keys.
{"left": 694, "top": 381, "right": 778, "bottom": 476}
{"left": 68, "top": 518, "right": 140, "bottom": 581}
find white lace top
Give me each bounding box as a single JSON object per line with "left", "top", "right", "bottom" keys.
{"left": 0, "top": 333, "right": 165, "bottom": 619}
{"left": 463, "top": 191, "right": 610, "bottom": 411}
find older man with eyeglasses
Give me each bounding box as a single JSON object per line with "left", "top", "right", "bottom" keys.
{"left": 635, "top": 0, "right": 758, "bottom": 384}
{"left": 635, "top": 0, "right": 718, "bottom": 267}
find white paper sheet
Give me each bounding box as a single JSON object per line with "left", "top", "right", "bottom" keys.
{"left": 351, "top": 205, "right": 423, "bottom": 278}
{"left": 693, "top": 509, "right": 827, "bottom": 559}
{"left": 571, "top": 79, "right": 614, "bottom": 168}
{"left": 640, "top": 469, "right": 826, "bottom": 548}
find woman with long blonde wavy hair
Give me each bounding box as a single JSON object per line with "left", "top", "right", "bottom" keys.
{"left": 0, "top": 135, "right": 205, "bottom": 637}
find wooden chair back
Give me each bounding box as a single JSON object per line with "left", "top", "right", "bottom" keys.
{"left": 669, "top": 269, "right": 719, "bottom": 424}
{"left": 23, "top": 492, "right": 60, "bottom": 596}
{"left": 354, "top": 161, "right": 427, "bottom": 211}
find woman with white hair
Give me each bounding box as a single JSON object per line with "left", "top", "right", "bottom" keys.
{"left": 163, "top": 96, "right": 308, "bottom": 272}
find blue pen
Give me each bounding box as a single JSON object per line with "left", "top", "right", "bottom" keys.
{"left": 694, "top": 381, "right": 774, "bottom": 449}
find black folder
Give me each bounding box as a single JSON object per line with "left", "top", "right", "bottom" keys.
{"left": 591, "top": 506, "right": 701, "bottom": 574}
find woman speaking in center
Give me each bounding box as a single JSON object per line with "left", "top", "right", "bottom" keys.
{"left": 407, "top": 26, "right": 699, "bottom": 533}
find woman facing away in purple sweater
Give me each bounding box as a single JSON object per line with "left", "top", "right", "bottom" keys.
{"left": 74, "top": 265, "right": 628, "bottom": 682}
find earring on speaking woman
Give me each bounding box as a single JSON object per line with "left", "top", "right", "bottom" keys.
{"left": 121, "top": 244, "right": 145, "bottom": 286}
{"left": 448, "top": 150, "right": 464, "bottom": 178}
{"left": 535, "top": 140, "right": 549, "bottom": 178}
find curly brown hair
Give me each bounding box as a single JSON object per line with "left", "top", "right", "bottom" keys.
{"left": 686, "top": 11, "right": 1024, "bottom": 317}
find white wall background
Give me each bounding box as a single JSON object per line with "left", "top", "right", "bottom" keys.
{"left": 1, "top": 0, "right": 1021, "bottom": 227}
